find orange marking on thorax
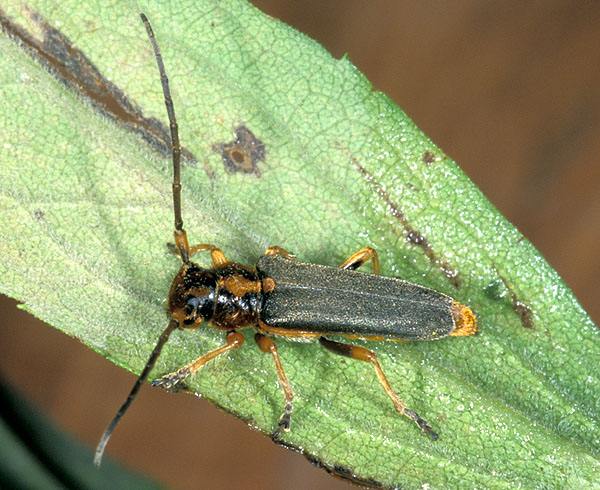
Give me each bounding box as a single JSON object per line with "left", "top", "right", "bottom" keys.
{"left": 261, "top": 277, "right": 275, "bottom": 293}
{"left": 222, "top": 274, "right": 261, "bottom": 298}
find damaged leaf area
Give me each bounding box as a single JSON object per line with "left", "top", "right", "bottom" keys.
{"left": 213, "top": 125, "right": 265, "bottom": 176}
{"left": 0, "top": 1, "right": 599, "bottom": 488}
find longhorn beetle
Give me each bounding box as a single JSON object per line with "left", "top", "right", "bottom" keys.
{"left": 94, "top": 13, "right": 478, "bottom": 466}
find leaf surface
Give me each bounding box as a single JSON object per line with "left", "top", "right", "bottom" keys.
{"left": 0, "top": 1, "right": 598, "bottom": 488}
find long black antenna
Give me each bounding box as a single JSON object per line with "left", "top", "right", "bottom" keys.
{"left": 94, "top": 13, "right": 187, "bottom": 467}
{"left": 141, "top": 12, "right": 190, "bottom": 264}
{"left": 94, "top": 320, "right": 177, "bottom": 466}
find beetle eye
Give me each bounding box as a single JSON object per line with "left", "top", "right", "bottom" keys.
{"left": 183, "top": 297, "right": 201, "bottom": 323}
{"left": 180, "top": 290, "right": 215, "bottom": 327}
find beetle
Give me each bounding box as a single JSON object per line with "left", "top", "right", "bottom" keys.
{"left": 94, "top": 13, "right": 477, "bottom": 466}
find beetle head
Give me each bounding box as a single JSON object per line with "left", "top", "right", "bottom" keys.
{"left": 168, "top": 263, "right": 217, "bottom": 328}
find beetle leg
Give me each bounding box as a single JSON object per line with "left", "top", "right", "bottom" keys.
{"left": 186, "top": 243, "right": 228, "bottom": 266}
{"left": 168, "top": 242, "right": 227, "bottom": 265}
{"left": 263, "top": 246, "right": 296, "bottom": 259}
{"left": 173, "top": 229, "right": 190, "bottom": 263}
{"left": 319, "top": 337, "right": 438, "bottom": 440}
{"left": 254, "top": 333, "right": 295, "bottom": 439}
{"left": 152, "top": 331, "right": 244, "bottom": 390}
{"left": 338, "top": 247, "right": 380, "bottom": 274}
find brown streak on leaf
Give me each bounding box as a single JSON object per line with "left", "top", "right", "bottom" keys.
{"left": 0, "top": 7, "right": 195, "bottom": 163}
{"left": 497, "top": 271, "right": 535, "bottom": 329}
{"left": 351, "top": 156, "right": 461, "bottom": 288}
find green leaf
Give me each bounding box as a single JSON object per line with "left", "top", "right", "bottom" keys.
{"left": 1, "top": 1, "right": 598, "bottom": 488}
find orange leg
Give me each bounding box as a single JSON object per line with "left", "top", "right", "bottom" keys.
{"left": 187, "top": 243, "right": 228, "bottom": 266}
{"left": 255, "top": 333, "right": 295, "bottom": 439}
{"left": 170, "top": 232, "right": 227, "bottom": 266}
{"left": 153, "top": 331, "right": 245, "bottom": 390}
{"left": 319, "top": 337, "right": 438, "bottom": 440}
{"left": 173, "top": 229, "right": 190, "bottom": 263}
{"left": 264, "top": 246, "right": 296, "bottom": 260}
{"left": 338, "top": 247, "right": 380, "bottom": 274}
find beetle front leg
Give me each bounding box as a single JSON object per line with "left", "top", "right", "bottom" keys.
{"left": 319, "top": 336, "right": 438, "bottom": 440}
{"left": 187, "top": 243, "right": 228, "bottom": 266}
{"left": 153, "top": 331, "right": 244, "bottom": 390}
{"left": 168, "top": 241, "right": 228, "bottom": 266}
{"left": 254, "top": 333, "right": 295, "bottom": 439}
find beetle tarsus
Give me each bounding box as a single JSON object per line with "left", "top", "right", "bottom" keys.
{"left": 152, "top": 368, "right": 189, "bottom": 391}
{"left": 272, "top": 401, "right": 293, "bottom": 440}
{"left": 403, "top": 408, "right": 438, "bottom": 440}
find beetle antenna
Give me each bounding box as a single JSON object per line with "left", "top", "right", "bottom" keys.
{"left": 94, "top": 320, "right": 178, "bottom": 466}
{"left": 140, "top": 13, "right": 190, "bottom": 264}
{"left": 95, "top": 13, "right": 187, "bottom": 467}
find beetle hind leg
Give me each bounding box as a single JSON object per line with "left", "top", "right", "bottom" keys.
{"left": 403, "top": 409, "right": 438, "bottom": 439}
{"left": 319, "top": 336, "right": 438, "bottom": 440}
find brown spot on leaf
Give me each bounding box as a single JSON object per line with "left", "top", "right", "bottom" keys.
{"left": 0, "top": 7, "right": 195, "bottom": 164}
{"left": 422, "top": 151, "right": 435, "bottom": 166}
{"left": 213, "top": 126, "right": 265, "bottom": 176}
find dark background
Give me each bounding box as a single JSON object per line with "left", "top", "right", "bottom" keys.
{"left": 2, "top": 1, "right": 599, "bottom": 488}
